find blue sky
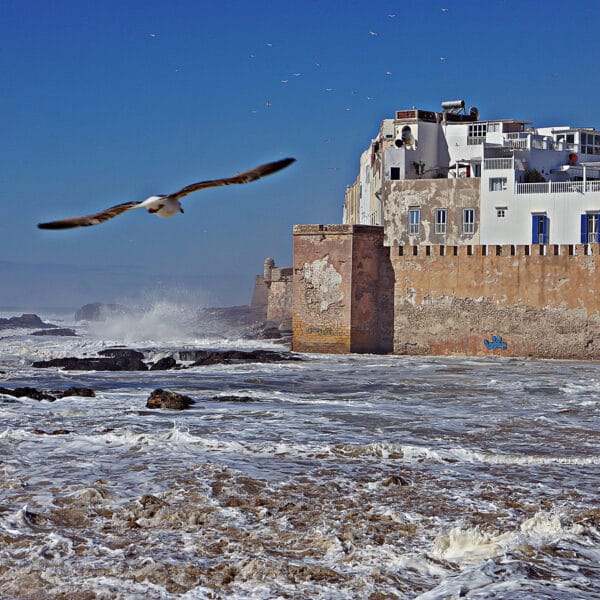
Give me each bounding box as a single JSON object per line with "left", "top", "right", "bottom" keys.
{"left": 2, "top": 0, "right": 599, "bottom": 309}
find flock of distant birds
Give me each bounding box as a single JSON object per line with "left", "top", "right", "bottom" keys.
{"left": 147, "top": 7, "right": 451, "bottom": 110}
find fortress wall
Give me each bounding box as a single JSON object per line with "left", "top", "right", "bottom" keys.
{"left": 392, "top": 244, "right": 600, "bottom": 358}
{"left": 267, "top": 278, "right": 293, "bottom": 329}
{"left": 292, "top": 225, "right": 393, "bottom": 353}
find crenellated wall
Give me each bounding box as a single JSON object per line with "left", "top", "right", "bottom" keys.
{"left": 292, "top": 225, "right": 600, "bottom": 358}
{"left": 392, "top": 243, "right": 600, "bottom": 358}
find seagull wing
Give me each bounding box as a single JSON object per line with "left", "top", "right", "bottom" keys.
{"left": 170, "top": 157, "right": 295, "bottom": 200}
{"left": 37, "top": 201, "right": 142, "bottom": 229}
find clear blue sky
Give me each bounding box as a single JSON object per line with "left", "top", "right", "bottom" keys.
{"left": 2, "top": 0, "right": 599, "bottom": 309}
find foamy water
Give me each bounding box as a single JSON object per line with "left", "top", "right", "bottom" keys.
{"left": 0, "top": 310, "right": 599, "bottom": 598}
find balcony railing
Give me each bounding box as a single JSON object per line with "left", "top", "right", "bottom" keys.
{"left": 515, "top": 180, "right": 600, "bottom": 195}
{"left": 484, "top": 158, "right": 513, "bottom": 170}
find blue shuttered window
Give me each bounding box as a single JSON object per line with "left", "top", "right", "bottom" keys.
{"left": 532, "top": 215, "right": 549, "bottom": 244}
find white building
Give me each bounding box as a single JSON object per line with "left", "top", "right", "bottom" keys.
{"left": 344, "top": 100, "right": 600, "bottom": 246}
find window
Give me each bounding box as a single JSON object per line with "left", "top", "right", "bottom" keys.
{"left": 390, "top": 167, "right": 400, "bottom": 180}
{"left": 469, "top": 123, "right": 487, "bottom": 138}
{"left": 435, "top": 209, "right": 447, "bottom": 234}
{"left": 582, "top": 213, "right": 600, "bottom": 243}
{"left": 409, "top": 208, "right": 420, "bottom": 235}
{"left": 496, "top": 207, "right": 507, "bottom": 218}
{"left": 532, "top": 214, "right": 549, "bottom": 244}
{"left": 463, "top": 208, "right": 475, "bottom": 234}
{"left": 489, "top": 177, "right": 507, "bottom": 191}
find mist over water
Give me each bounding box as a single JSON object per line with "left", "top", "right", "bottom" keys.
{"left": 0, "top": 311, "right": 598, "bottom": 599}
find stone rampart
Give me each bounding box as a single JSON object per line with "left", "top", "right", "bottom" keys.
{"left": 392, "top": 243, "right": 600, "bottom": 358}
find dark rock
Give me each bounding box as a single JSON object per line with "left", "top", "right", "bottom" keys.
{"left": 50, "top": 429, "right": 70, "bottom": 435}
{"left": 0, "top": 386, "right": 56, "bottom": 401}
{"left": 212, "top": 395, "right": 260, "bottom": 403}
{"left": 33, "top": 429, "right": 47, "bottom": 435}
{"left": 180, "top": 349, "right": 300, "bottom": 366}
{"left": 57, "top": 387, "right": 96, "bottom": 398}
{"left": 0, "top": 313, "right": 57, "bottom": 330}
{"left": 146, "top": 388, "right": 195, "bottom": 410}
{"left": 150, "top": 356, "right": 178, "bottom": 371}
{"left": 32, "top": 356, "right": 148, "bottom": 371}
{"left": 74, "top": 302, "right": 133, "bottom": 321}
{"left": 31, "top": 328, "right": 77, "bottom": 337}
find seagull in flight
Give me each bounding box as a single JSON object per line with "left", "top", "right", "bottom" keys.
{"left": 38, "top": 158, "right": 295, "bottom": 230}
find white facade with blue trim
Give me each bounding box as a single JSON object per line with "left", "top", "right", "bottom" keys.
{"left": 345, "top": 100, "right": 600, "bottom": 245}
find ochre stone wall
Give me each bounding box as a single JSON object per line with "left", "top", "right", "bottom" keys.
{"left": 292, "top": 225, "right": 393, "bottom": 354}
{"left": 392, "top": 243, "right": 600, "bottom": 358}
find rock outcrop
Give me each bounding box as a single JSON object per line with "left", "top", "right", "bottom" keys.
{"left": 146, "top": 389, "right": 195, "bottom": 410}
{"left": 0, "top": 314, "right": 58, "bottom": 330}
{"left": 74, "top": 303, "right": 133, "bottom": 321}
{"left": 0, "top": 386, "right": 95, "bottom": 401}
{"left": 31, "top": 328, "right": 77, "bottom": 336}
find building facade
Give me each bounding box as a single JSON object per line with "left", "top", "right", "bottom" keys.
{"left": 344, "top": 100, "right": 600, "bottom": 247}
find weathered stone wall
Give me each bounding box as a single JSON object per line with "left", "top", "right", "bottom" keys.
{"left": 292, "top": 225, "right": 393, "bottom": 354}
{"left": 267, "top": 268, "right": 293, "bottom": 330}
{"left": 383, "top": 178, "right": 480, "bottom": 247}
{"left": 392, "top": 243, "right": 600, "bottom": 358}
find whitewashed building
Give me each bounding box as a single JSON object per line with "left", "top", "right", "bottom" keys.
{"left": 344, "top": 100, "right": 600, "bottom": 246}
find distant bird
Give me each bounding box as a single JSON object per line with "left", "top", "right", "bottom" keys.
{"left": 385, "top": 71, "right": 393, "bottom": 75}
{"left": 440, "top": 56, "right": 447, "bottom": 61}
{"left": 148, "top": 33, "right": 157, "bottom": 38}
{"left": 367, "top": 96, "right": 374, "bottom": 101}
{"left": 388, "top": 13, "right": 396, "bottom": 18}
{"left": 292, "top": 73, "right": 302, "bottom": 77}
{"left": 265, "top": 100, "right": 272, "bottom": 108}
{"left": 441, "top": 7, "right": 449, "bottom": 12}
{"left": 325, "top": 87, "right": 334, "bottom": 92}
{"left": 369, "top": 31, "right": 378, "bottom": 36}
{"left": 37, "top": 158, "right": 296, "bottom": 230}
{"left": 280, "top": 79, "right": 289, "bottom": 83}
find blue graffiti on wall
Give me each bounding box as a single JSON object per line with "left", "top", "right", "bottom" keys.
{"left": 484, "top": 335, "right": 507, "bottom": 350}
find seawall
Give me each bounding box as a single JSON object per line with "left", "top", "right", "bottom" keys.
{"left": 292, "top": 224, "right": 600, "bottom": 359}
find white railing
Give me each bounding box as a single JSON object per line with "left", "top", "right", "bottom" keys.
{"left": 484, "top": 158, "right": 512, "bottom": 170}
{"left": 515, "top": 180, "right": 600, "bottom": 195}
{"left": 504, "top": 139, "right": 528, "bottom": 150}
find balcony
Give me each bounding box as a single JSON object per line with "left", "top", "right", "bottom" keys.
{"left": 515, "top": 180, "right": 600, "bottom": 195}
